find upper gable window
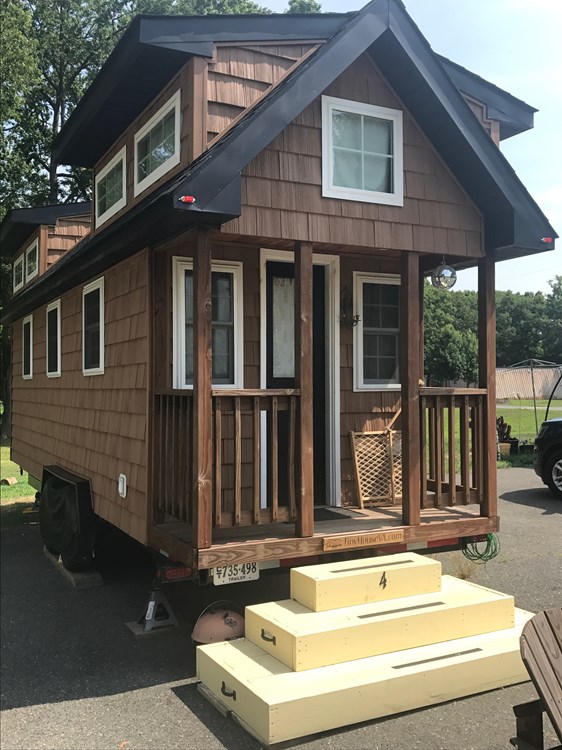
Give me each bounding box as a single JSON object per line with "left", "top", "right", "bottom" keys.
{"left": 13, "top": 255, "right": 24, "bottom": 293}
{"left": 134, "top": 90, "right": 181, "bottom": 197}
{"left": 322, "top": 96, "right": 403, "bottom": 207}
{"left": 95, "top": 146, "right": 126, "bottom": 227}
{"left": 25, "top": 239, "right": 39, "bottom": 282}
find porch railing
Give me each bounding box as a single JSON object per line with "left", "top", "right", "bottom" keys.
{"left": 152, "top": 389, "right": 300, "bottom": 528}
{"left": 420, "top": 387, "right": 487, "bottom": 508}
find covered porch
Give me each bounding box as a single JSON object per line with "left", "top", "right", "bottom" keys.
{"left": 148, "top": 230, "right": 498, "bottom": 571}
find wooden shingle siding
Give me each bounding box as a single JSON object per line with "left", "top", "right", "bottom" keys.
{"left": 225, "top": 54, "right": 483, "bottom": 256}
{"left": 207, "top": 44, "right": 318, "bottom": 142}
{"left": 45, "top": 216, "right": 90, "bottom": 270}
{"left": 11, "top": 251, "right": 150, "bottom": 544}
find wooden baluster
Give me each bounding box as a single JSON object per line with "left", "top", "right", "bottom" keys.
{"left": 428, "top": 401, "right": 436, "bottom": 483}
{"left": 460, "top": 396, "right": 470, "bottom": 503}
{"left": 214, "top": 397, "right": 222, "bottom": 527}
{"left": 253, "top": 396, "right": 260, "bottom": 525}
{"left": 434, "top": 395, "right": 443, "bottom": 507}
{"left": 271, "top": 395, "right": 279, "bottom": 522}
{"left": 448, "top": 397, "right": 456, "bottom": 506}
{"left": 288, "top": 396, "right": 297, "bottom": 520}
{"left": 420, "top": 396, "right": 428, "bottom": 507}
{"left": 234, "top": 396, "right": 242, "bottom": 526}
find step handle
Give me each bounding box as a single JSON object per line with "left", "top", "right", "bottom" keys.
{"left": 221, "top": 681, "right": 237, "bottom": 701}
{"left": 261, "top": 629, "right": 277, "bottom": 646}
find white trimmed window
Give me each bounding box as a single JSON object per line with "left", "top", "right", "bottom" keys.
{"left": 353, "top": 273, "right": 400, "bottom": 391}
{"left": 82, "top": 278, "right": 104, "bottom": 375}
{"left": 173, "top": 258, "right": 243, "bottom": 389}
{"left": 134, "top": 90, "right": 181, "bottom": 197}
{"left": 322, "top": 96, "right": 403, "bottom": 206}
{"left": 25, "top": 239, "right": 39, "bottom": 282}
{"left": 22, "top": 314, "right": 33, "bottom": 379}
{"left": 13, "top": 254, "right": 24, "bottom": 292}
{"left": 95, "top": 146, "right": 126, "bottom": 227}
{"left": 46, "top": 300, "right": 61, "bottom": 377}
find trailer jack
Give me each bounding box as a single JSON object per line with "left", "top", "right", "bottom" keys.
{"left": 126, "top": 587, "right": 180, "bottom": 636}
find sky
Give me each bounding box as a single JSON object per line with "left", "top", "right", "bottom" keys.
{"left": 267, "top": 0, "right": 562, "bottom": 295}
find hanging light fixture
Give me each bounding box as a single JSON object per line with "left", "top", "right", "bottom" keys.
{"left": 431, "top": 257, "right": 457, "bottom": 290}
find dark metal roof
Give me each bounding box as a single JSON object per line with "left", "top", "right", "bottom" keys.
{"left": 52, "top": 12, "right": 353, "bottom": 168}
{"left": 437, "top": 55, "right": 536, "bottom": 140}
{"left": 0, "top": 202, "right": 91, "bottom": 261}
{"left": 3, "top": 0, "right": 557, "bottom": 325}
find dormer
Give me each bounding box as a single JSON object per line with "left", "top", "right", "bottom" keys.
{"left": 0, "top": 203, "right": 91, "bottom": 296}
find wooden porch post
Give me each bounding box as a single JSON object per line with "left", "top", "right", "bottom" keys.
{"left": 294, "top": 241, "right": 314, "bottom": 537}
{"left": 400, "top": 252, "right": 421, "bottom": 526}
{"left": 478, "top": 255, "right": 497, "bottom": 518}
{"left": 192, "top": 228, "right": 213, "bottom": 550}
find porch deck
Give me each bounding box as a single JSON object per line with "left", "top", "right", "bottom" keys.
{"left": 149, "top": 504, "right": 498, "bottom": 571}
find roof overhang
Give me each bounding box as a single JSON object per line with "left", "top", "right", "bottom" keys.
{"left": 0, "top": 202, "right": 91, "bottom": 260}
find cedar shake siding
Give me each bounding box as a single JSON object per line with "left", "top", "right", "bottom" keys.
{"left": 44, "top": 215, "right": 91, "bottom": 271}
{"left": 225, "top": 54, "right": 483, "bottom": 256}
{"left": 11, "top": 251, "right": 149, "bottom": 544}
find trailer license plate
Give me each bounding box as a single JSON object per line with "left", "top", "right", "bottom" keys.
{"left": 212, "top": 562, "right": 259, "bottom": 585}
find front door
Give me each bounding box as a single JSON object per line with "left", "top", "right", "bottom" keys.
{"left": 265, "top": 261, "right": 327, "bottom": 505}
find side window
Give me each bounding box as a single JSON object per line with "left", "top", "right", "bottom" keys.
{"left": 95, "top": 146, "right": 126, "bottom": 227}
{"left": 82, "top": 278, "right": 104, "bottom": 375}
{"left": 353, "top": 273, "right": 400, "bottom": 390}
{"left": 25, "top": 239, "right": 38, "bottom": 282}
{"left": 134, "top": 91, "right": 181, "bottom": 197}
{"left": 46, "top": 300, "right": 61, "bottom": 377}
{"left": 22, "top": 314, "right": 33, "bottom": 379}
{"left": 13, "top": 255, "right": 24, "bottom": 293}
{"left": 173, "top": 259, "right": 243, "bottom": 389}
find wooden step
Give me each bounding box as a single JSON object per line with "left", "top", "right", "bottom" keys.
{"left": 245, "top": 576, "right": 515, "bottom": 671}
{"left": 197, "top": 608, "right": 533, "bottom": 747}
{"left": 291, "top": 552, "right": 441, "bottom": 611}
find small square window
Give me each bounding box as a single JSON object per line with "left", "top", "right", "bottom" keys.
{"left": 46, "top": 300, "right": 61, "bottom": 377}
{"left": 82, "top": 278, "right": 104, "bottom": 375}
{"left": 322, "top": 96, "right": 403, "bottom": 206}
{"left": 25, "top": 239, "right": 39, "bottom": 282}
{"left": 134, "top": 91, "right": 181, "bottom": 197}
{"left": 353, "top": 273, "right": 401, "bottom": 391}
{"left": 22, "top": 315, "right": 33, "bottom": 379}
{"left": 95, "top": 146, "right": 126, "bottom": 227}
{"left": 13, "top": 255, "right": 24, "bottom": 292}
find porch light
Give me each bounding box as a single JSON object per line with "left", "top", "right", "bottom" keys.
{"left": 340, "top": 286, "right": 360, "bottom": 327}
{"left": 431, "top": 258, "right": 457, "bottom": 290}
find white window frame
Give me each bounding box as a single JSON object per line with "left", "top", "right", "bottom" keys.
{"left": 46, "top": 299, "right": 62, "bottom": 378}
{"left": 13, "top": 254, "right": 24, "bottom": 292}
{"left": 322, "top": 95, "right": 403, "bottom": 207}
{"left": 134, "top": 90, "right": 181, "bottom": 198}
{"left": 95, "top": 146, "right": 127, "bottom": 228}
{"left": 82, "top": 277, "right": 105, "bottom": 376}
{"left": 353, "top": 272, "right": 401, "bottom": 392}
{"left": 172, "top": 257, "right": 244, "bottom": 390}
{"left": 25, "top": 238, "right": 39, "bottom": 282}
{"left": 22, "top": 314, "right": 33, "bottom": 380}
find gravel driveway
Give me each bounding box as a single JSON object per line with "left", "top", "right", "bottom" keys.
{"left": 1, "top": 467, "right": 560, "bottom": 750}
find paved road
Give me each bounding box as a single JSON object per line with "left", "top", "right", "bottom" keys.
{"left": 1, "top": 469, "right": 561, "bottom": 750}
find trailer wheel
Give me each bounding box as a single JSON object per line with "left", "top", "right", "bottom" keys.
{"left": 545, "top": 449, "right": 562, "bottom": 499}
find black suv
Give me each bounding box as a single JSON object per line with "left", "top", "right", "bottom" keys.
{"left": 534, "top": 418, "right": 562, "bottom": 499}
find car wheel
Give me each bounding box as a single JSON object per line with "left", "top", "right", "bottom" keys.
{"left": 544, "top": 449, "right": 562, "bottom": 499}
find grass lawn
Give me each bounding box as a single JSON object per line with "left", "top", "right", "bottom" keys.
{"left": 0, "top": 443, "right": 36, "bottom": 504}
{"left": 506, "top": 398, "right": 562, "bottom": 409}
{"left": 497, "top": 403, "right": 555, "bottom": 443}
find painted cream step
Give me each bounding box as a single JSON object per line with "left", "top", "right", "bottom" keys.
{"left": 245, "top": 576, "right": 515, "bottom": 671}
{"left": 197, "top": 608, "right": 533, "bottom": 746}
{"left": 291, "top": 552, "right": 441, "bottom": 611}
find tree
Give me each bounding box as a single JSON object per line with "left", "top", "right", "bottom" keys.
{"left": 286, "top": 0, "right": 321, "bottom": 12}
{"left": 543, "top": 275, "right": 562, "bottom": 363}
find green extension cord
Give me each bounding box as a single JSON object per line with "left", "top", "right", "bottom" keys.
{"left": 461, "top": 533, "right": 500, "bottom": 563}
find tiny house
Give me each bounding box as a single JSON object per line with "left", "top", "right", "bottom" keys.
{"left": 1, "top": 0, "right": 557, "bottom": 583}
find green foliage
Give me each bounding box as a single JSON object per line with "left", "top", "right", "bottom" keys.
{"left": 543, "top": 275, "right": 562, "bottom": 363}
{"left": 286, "top": 0, "right": 321, "bottom": 12}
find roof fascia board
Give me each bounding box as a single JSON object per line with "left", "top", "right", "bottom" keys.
{"left": 173, "top": 0, "right": 390, "bottom": 212}
{"left": 387, "top": 1, "right": 556, "bottom": 250}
